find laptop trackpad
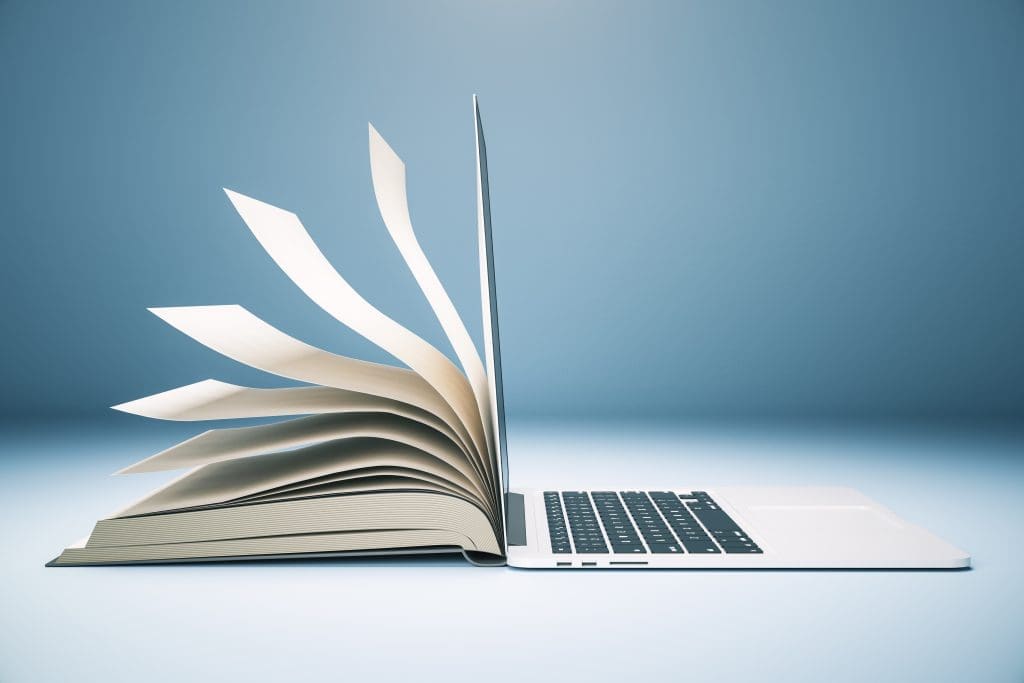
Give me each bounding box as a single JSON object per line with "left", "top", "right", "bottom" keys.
{"left": 714, "top": 486, "right": 968, "bottom": 566}
{"left": 756, "top": 505, "right": 904, "bottom": 549}
{"left": 740, "top": 499, "right": 910, "bottom": 559}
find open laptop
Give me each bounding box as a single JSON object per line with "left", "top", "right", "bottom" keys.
{"left": 471, "top": 96, "right": 970, "bottom": 570}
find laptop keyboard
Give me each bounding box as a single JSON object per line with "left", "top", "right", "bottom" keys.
{"left": 543, "top": 491, "right": 762, "bottom": 555}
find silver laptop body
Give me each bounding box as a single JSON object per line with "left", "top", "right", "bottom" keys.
{"left": 471, "top": 97, "right": 969, "bottom": 570}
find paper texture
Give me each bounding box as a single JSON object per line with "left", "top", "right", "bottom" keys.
{"left": 115, "top": 379, "right": 408, "bottom": 421}
{"left": 118, "top": 437, "right": 482, "bottom": 517}
{"left": 144, "top": 305, "right": 475, "bottom": 460}
{"left": 234, "top": 466, "right": 470, "bottom": 504}
{"left": 116, "top": 412, "right": 487, "bottom": 501}
{"left": 368, "top": 124, "right": 495, "bottom": 474}
{"left": 223, "top": 189, "right": 489, "bottom": 471}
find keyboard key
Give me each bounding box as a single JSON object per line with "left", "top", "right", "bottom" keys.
{"left": 543, "top": 491, "right": 572, "bottom": 553}
{"left": 686, "top": 497, "right": 762, "bottom": 554}
{"left": 647, "top": 543, "right": 683, "bottom": 554}
{"left": 561, "top": 492, "right": 609, "bottom": 554}
{"left": 688, "top": 543, "right": 721, "bottom": 553}
{"left": 591, "top": 491, "right": 646, "bottom": 554}
{"left": 621, "top": 492, "right": 680, "bottom": 554}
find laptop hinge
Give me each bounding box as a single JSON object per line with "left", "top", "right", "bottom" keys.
{"left": 505, "top": 492, "right": 527, "bottom": 546}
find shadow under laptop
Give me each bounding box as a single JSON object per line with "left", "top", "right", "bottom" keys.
{"left": 507, "top": 566, "right": 973, "bottom": 573}
{"left": 61, "top": 557, "right": 973, "bottom": 572}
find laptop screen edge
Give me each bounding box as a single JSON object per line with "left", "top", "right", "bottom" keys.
{"left": 473, "top": 95, "right": 511, "bottom": 551}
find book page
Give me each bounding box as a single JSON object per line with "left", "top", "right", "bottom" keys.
{"left": 143, "top": 305, "right": 475, "bottom": 461}
{"left": 230, "top": 465, "right": 469, "bottom": 503}
{"left": 115, "top": 412, "right": 487, "bottom": 502}
{"left": 223, "top": 190, "right": 490, "bottom": 476}
{"left": 116, "top": 379, "right": 414, "bottom": 420}
{"left": 235, "top": 474, "right": 472, "bottom": 506}
{"left": 368, "top": 125, "right": 494, "bottom": 477}
{"left": 118, "top": 403, "right": 457, "bottom": 474}
{"left": 117, "top": 437, "right": 487, "bottom": 517}
{"left": 114, "top": 380, "right": 487, "bottom": 490}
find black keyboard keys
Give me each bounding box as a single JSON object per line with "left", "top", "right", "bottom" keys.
{"left": 686, "top": 492, "right": 762, "bottom": 554}
{"left": 543, "top": 492, "right": 572, "bottom": 553}
{"left": 561, "top": 492, "right": 608, "bottom": 553}
{"left": 649, "top": 491, "right": 720, "bottom": 554}
{"left": 620, "top": 492, "right": 682, "bottom": 553}
{"left": 591, "top": 492, "right": 646, "bottom": 553}
{"left": 546, "top": 490, "right": 760, "bottom": 558}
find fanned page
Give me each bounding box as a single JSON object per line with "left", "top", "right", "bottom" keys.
{"left": 117, "top": 438, "right": 486, "bottom": 518}
{"left": 368, "top": 125, "right": 495, "bottom": 483}
{"left": 143, "top": 305, "right": 476, "bottom": 461}
{"left": 223, "top": 189, "right": 490, "bottom": 475}
{"left": 117, "top": 412, "right": 478, "bottom": 491}
{"left": 232, "top": 467, "right": 470, "bottom": 504}
{"left": 115, "top": 379, "right": 431, "bottom": 422}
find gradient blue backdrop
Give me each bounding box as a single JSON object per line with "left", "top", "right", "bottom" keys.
{"left": 2, "top": 0, "right": 1022, "bottom": 422}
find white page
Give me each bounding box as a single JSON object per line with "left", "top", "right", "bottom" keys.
{"left": 116, "top": 412, "right": 487, "bottom": 502}
{"left": 118, "top": 438, "right": 482, "bottom": 517}
{"left": 368, "top": 125, "right": 494, "bottom": 471}
{"left": 223, "top": 190, "right": 489, "bottom": 471}
{"left": 119, "top": 409, "right": 454, "bottom": 473}
{"left": 145, "top": 304, "right": 474, "bottom": 460}
{"left": 115, "top": 379, "right": 410, "bottom": 421}
{"left": 237, "top": 475, "right": 471, "bottom": 506}
{"left": 115, "top": 379, "right": 489, "bottom": 494}
{"left": 232, "top": 465, "right": 469, "bottom": 503}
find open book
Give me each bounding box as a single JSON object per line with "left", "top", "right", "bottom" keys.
{"left": 49, "top": 97, "right": 507, "bottom": 567}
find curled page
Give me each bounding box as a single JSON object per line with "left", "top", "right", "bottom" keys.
{"left": 114, "top": 380, "right": 415, "bottom": 421}
{"left": 117, "top": 438, "right": 484, "bottom": 518}
{"left": 368, "top": 124, "right": 494, "bottom": 468}
{"left": 145, "top": 305, "right": 474, "bottom": 460}
{"left": 115, "top": 412, "right": 488, "bottom": 502}
{"left": 223, "top": 190, "right": 489, "bottom": 472}
{"left": 239, "top": 477, "right": 475, "bottom": 507}
{"left": 233, "top": 466, "right": 471, "bottom": 504}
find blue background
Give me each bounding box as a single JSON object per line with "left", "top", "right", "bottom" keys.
{"left": 2, "top": 0, "right": 1022, "bottom": 423}
{"left": 3, "top": 6, "right": 1023, "bottom": 680}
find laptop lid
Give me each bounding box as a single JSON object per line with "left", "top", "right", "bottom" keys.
{"left": 473, "top": 96, "right": 514, "bottom": 548}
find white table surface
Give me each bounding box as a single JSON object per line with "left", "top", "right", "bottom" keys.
{"left": 2, "top": 420, "right": 1021, "bottom": 682}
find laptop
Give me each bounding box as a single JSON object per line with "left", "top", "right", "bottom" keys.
{"left": 472, "top": 96, "right": 970, "bottom": 570}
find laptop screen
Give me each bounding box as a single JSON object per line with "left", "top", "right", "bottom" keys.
{"left": 473, "top": 96, "right": 510, "bottom": 504}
